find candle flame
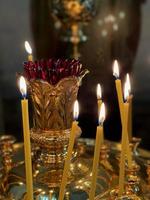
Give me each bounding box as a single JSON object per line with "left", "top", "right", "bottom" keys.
{"left": 19, "top": 76, "right": 27, "bottom": 98}
{"left": 113, "top": 60, "right": 120, "bottom": 79}
{"left": 97, "top": 84, "right": 102, "bottom": 100}
{"left": 73, "top": 100, "right": 79, "bottom": 120}
{"left": 24, "top": 41, "right": 32, "bottom": 54}
{"left": 126, "top": 73, "right": 131, "bottom": 94}
{"left": 99, "top": 103, "right": 106, "bottom": 125}
{"left": 49, "top": 190, "right": 54, "bottom": 194}
{"left": 124, "top": 81, "right": 130, "bottom": 101}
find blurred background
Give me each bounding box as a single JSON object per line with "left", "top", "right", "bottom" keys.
{"left": 0, "top": 0, "right": 150, "bottom": 149}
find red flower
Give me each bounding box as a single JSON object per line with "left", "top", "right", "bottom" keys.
{"left": 23, "top": 58, "right": 86, "bottom": 85}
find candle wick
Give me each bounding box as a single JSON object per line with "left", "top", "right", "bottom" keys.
{"left": 113, "top": 73, "right": 119, "bottom": 79}
{"left": 23, "top": 94, "right": 26, "bottom": 99}
{"left": 99, "top": 123, "right": 103, "bottom": 127}
{"left": 99, "top": 121, "right": 104, "bottom": 127}
{"left": 124, "top": 96, "right": 130, "bottom": 103}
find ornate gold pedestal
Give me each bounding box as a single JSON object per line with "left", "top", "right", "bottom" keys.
{"left": 0, "top": 139, "right": 150, "bottom": 199}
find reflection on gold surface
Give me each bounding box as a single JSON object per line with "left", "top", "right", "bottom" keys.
{"left": 0, "top": 138, "right": 150, "bottom": 199}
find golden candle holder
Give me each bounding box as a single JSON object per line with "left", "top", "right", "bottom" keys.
{"left": 130, "top": 137, "right": 141, "bottom": 157}
{"left": 0, "top": 59, "right": 149, "bottom": 199}
{"left": 104, "top": 161, "right": 144, "bottom": 200}
{"left": 125, "top": 162, "right": 144, "bottom": 198}
{"left": 0, "top": 135, "right": 16, "bottom": 200}
{"left": 0, "top": 138, "right": 149, "bottom": 199}
{"left": 23, "top": 59, "right": 89, "bottom": 189}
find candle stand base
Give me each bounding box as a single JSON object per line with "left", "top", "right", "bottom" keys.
{"left": 0, "top": 139, "right": 149, "bottom": 200}
{"left": 130, "top": 137, "right": 141, "bottom": 157}
{"left": 31, "top": 128, "right": 81, "bottom": 188}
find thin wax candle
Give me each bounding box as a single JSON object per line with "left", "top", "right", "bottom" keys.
{"left": 113, "top": 60, "right": 124, "bottom": 123}
{"left": 58, "top": 100, "right": 79, "bottom": 200}
{"left": 113, "top": 61, "right": 132, "bottom": 168}
{"left": 19, "top": 76, "right": 33, "bottom": 200}
{"left": 25, "top": 41, "right": 33, "bottom": 61}
{"left": 97, "top": 83, "right": 102, "bottom": 114}
{"left": 118, "top": 81, "right": 132, "bottom": 196}
{"left": 118, "top": 102, "right": 129, "bottom": 196}
{"left": 89, "top": 103, "right": 106, "bottom": 200}
{"left": 126, "top": 73, "right": 133, "bottom": 141}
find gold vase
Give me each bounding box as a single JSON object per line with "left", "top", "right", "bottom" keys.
{"left": 27, "top": 75, "right": 87, "bottom": 187}
{"left": 28, "top": 76, "right": 81, "bottom": 130}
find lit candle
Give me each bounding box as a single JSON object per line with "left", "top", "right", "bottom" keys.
{"left": 49, "top": 190, "right": 53, "bottom": 199}
{"left": 19, "top": 76, "right": 33, "bottom": 200}
{"left": 113, "top": 60, "right": 124, "bottom": 123}
{"left": 124, "top": 78, "right": 132, "bottom": 168}
{"left": 97, "top": 83, "right": 102, "bottom": 115}
{"left": 118, "top": 82, "right": 132, "bottom": 196}
{"left": 113, "top": 61, "right": 132, "bottom": 166}
{"left": 126, "top": 73, "right": 133, "bottom": 141}
{"left": 58, "top": 100, "right": 79, "bottom": 200}
{"left": 25, "top": 41, "right": 33, "bottom": 61}
{"left": 89, "top": 103, "right": 106, "bottom": 200}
